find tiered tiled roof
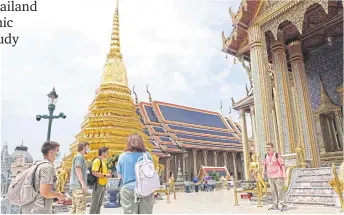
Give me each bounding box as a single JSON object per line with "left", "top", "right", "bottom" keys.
{"left": 138, "top": 102, "right": 185, "bottom": 154}
{"left": 136, "top": 107, "right": 170, "bottom": 158}
{"left": 138, "top": 101, "right": 242, "bottom": 154}
{"left": 225, "top": 117, "right": 241, "bottom": 138}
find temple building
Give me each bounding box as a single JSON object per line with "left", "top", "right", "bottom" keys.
{"left": 10, "top": 141, "right": 34, "bottom": 177}
{"left": 63, "top": 0, "right": 244, "bottom": 182}
{"left": 134, "top": 91, "right": 243, "bottom": 181}
{"left": 1, "top": 141, "right": 34, "bottom": 196}
{"left": 222, "top": 0, "right": 343, "bottom": 180}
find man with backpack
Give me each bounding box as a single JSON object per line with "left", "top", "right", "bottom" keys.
{"left": 70, "top": 142, "right": 90, "bottom": 214}
{"left": 15, "top": 141, "right": 65, "bottom": 214}
{"left": 89, "top": 147, "right": 112, "bottom": 214}
{"left": 263, "top": 142, "right": 287, "bottom": 212}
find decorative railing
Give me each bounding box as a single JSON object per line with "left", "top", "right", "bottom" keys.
{"left": 1, "top": 195, "right": 20, "bottom": 214}
{"left": 233, "top": 180, "right": 263, "bottom": 207}
{"left": 286, "top": 167, "right": 340, "bottom": 207}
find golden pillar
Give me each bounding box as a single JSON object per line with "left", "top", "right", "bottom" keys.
{"left": 213, "top": 151, "right": 218, "bottom": 167}
{"left": 203, "top": 150, "right": 208, "bottom": 166}
{"left": 248, "top": 25, "right": 272, "bottom": 159}
{"left": 271, "top": 33, "right": 296, "bottom": 154}
{"left": 287, "top": 40, "right": 319, "bottom": 166}
{"left": 192, "top": 149, "right": 198, "bottom": 177}
{"left": 239, "top": 109, "right": 250, "bottom": 180}
{"left": 231, "top": 152, "right": 238, "bottom": 181}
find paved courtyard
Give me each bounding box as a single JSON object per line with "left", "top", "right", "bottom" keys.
{"left": 71, "top": 189, "right": 341, "bottom": 214}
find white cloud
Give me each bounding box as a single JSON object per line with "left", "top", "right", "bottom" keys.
{"left": 1, "top": 0, "right": 249, "bottom": 159}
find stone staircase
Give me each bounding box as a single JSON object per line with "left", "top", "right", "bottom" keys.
{"left": 286, "top": 167, "right": 339, "bottom": 207}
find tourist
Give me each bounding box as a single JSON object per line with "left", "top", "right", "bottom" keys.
{"left": 20, "top": 141, "right": 66, "bottom": 214}
{"left": 263, "top": 142, "right": 287, "bottom": 211}
{"left": 89, "top": 147, "right": 112, "bottom": 214}
{"left": 70, "top": 142, "right": 90, "bottom": 214}
{"left": 117, "top": 133, "right": 154, "bottom": 214}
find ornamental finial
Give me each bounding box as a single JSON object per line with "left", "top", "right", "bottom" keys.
{"left": 133, "top": 85, "right": 139, "bottom": 105}
{"left": 220, "top": 101, "right": 223, "bottom": 115}
{"left": 319, "top": 75, "right": 333, "bottom": 104}
{"left": 107, "top": 0, "right": 122, "bottom": 59}
{"left": 146, "top": 85, "right": 152, "bottom": 103}
{"left": 229, "top": 105, "right": 232, "bottom": 116}
{"left": 231, "top": 97, "right": 236, "bottom": 106}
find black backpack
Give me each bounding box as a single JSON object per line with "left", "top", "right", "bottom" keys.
{"left": 87, "top": 157, "right": 102, "bottom": 187}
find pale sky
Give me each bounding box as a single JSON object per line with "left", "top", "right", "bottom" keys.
{"left": 1, "top": 0, "right": 251, "bottom": 161}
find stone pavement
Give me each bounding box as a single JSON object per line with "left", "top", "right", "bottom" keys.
{"left": 61, "top": 189, "right": 341, "bottom": 214}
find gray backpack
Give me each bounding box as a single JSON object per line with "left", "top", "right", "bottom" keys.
{"left": 8, "top": 160, "right": 50, "bottom": 206}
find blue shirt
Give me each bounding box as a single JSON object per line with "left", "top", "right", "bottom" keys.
{"left": 116, "top": 151, "right": 153, "bottom": 190}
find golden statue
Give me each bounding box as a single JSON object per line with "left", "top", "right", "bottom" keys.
{"left": 169, "top": 173, "right": 175, "bottom": 191}
{"left": 56, "top": 162, "right": 68, "bottom": 193}
{"left": 329, "top": 163, "right": 344, "bottom": 211}
{"left": 330, "top": 161, "right": 344, "bottom": 193}
{"left": 248, "top": 153, "right": 267, "bottom": 196}
{"left": 295, "top": 146, "right": 307, "bottom": 168}
{"left": 220, "top": 176, "right": 227, "bottom": 189}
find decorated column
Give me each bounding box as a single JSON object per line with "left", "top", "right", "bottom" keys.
{"left": 223, "top": 152, "right": 228, "bottom": 170}
{"left": 213, "top": 151, "right": 218, "bottom": 167}
{"left": 270, "top": 100, "right": 281, "bottom": 153}
{"left": 183, "top": 152, "right": 188, "bottom": 179}
{"left": 166, "top": 157, "right": 171, "bottom": 183}
{"left": 192, "top": 149, "right": 197, "bottom": 178}
{"left": 287, "top": 40, "right": 319, "bottom": 167}
{"left": 271, "top": 32, "right": 296, "bottom": 155}
{"left": 249, "top": 105, "right": 256, "bottom": 143}
{"left": 239, "top": 109, "right": 250, "bottom": 180}
{"left": 248, "top": 25, "right": 272, "bottom": 159}
{"left": 203, "top": 150, "right": 208, "bottom": 166}
{"left": 314, "top": 116, "right": 326, "bottom": 154}
{"left": 334, "top": 110, "right": 344, "bottom": 149}
{"left": 231, "top": 152, "right": 238, "bottom": 181}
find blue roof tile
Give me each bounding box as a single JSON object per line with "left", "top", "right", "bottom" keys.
{"left": 176, "top": 133, "right": 241, "bottom": 145}
{"left": 168, "top": 124, "right": 234, "bottom": 137}
{"left": 159, "top": 136, "right": 172, "bottom": 142}
{"left": 144, "top": 105, "right": 159, "bottom": 123}
{"left": 143, "top": 129, "right": 150, "bottom": 137}
{"left": 183, "top": 142, "right": 241, "bottom": 149}
{"left": 158, "top": 104, "right": 227, "bottom": 129}
{"left": 153, "top": 126, "right": 164, "bottom": 133}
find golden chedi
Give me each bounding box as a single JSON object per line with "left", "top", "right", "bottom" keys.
{"left": 65, "top": 0, "right": 153, "bottom": 167}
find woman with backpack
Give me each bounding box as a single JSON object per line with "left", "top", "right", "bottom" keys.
{"left": 117, "top": 133, "right": 159, "bottom": 214}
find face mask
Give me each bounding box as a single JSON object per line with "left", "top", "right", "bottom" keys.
{"left": 55, "top": 151, "right": 61, "bottom": 160}
{"left": 86, "top": 148, "right": 90, "bottom": 153}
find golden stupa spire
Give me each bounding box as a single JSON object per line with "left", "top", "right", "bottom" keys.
{"left": 107, "top": 0, "right": 122, "bottom": 59}
{"left": 101, "top": 0, "right": 128, "bottom": 86}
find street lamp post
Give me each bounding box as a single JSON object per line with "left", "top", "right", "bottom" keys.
{"left": 36, "top": 88, "right": 66, "bottom": 141}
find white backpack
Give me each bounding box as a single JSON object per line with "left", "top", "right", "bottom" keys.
{"left": 8, "top": 160, "right": 50, "bottom": 206}
{"left": 134, "top": 152, "right": 160, "bottom": 200}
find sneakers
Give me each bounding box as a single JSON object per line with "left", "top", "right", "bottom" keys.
{"left": 280, "top": 206, "right": 287, "bottom": 212}
{"left": 268, "top": 206, "right": 279, "bottom": 210}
